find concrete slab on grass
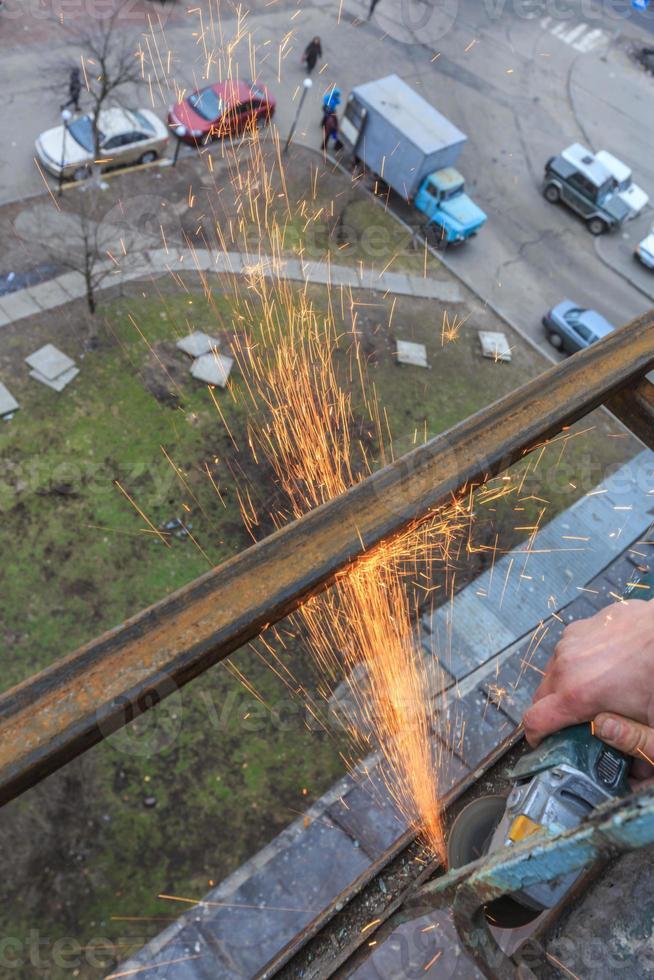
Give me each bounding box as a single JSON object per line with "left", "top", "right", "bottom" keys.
{"left": 0, "top": 382, "right": 19, "bottom": 416}
{"left": 25, "top": 344, "right": 75, "bottom": 381}
{"left": 191, "top": 352, "right": 234, "bottom": 387}
{"left": 177, "top": 332, "right": 220, "bottom": 358}
{"left": 479, "top": 330, "right": 512, "bottom": 362}
{"left": 29, "top": 366, "right": 79, "bottom": 392}
{"left": 396, "top": 339, "right": 429, "bottom": 368}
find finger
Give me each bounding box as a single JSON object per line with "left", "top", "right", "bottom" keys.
{"left": 594, "top": 713, "right": 654, "bottom": 767}
{"left": 530, "top": 671, "right": 554, "bottom": 703}
{"left": 630, "top": 757, "right": 654, "bottom": 782}
{"left": 522, "top": 693, "right": 585, "bottom": 747}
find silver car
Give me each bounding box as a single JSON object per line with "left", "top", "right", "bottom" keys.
{"left": 35, "top": 107, "right": 169, "bottom": 181}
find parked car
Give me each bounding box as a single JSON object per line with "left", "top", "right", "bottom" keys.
{"left": 35, "top": 108, "right": 168, "bottom": 181}
{"left": 168, "top": 80, "right": 275, "bottom": 145}
{"left": 635, "top": 226, "right": 654, "bottom": 269}
{"left": 542, "top": 301, "right": 615, "bottom": 353}
{"left": 595, "top": 150, "right": 649, "bottom": 218}
{"left": 544, "top": 145, "right": 630, "bottom": 235}
{"left": 562, "top": 145, "right": 648, "bottom": 219}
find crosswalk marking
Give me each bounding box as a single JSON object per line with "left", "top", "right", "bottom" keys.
{"left": 540, "top": 17, "right": 608, "bottom": 53}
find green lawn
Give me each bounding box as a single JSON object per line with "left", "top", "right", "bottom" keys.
{"left": 0, "top": 279, "right": 638, "bottom": 977}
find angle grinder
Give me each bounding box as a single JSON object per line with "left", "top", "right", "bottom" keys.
{"left": 447, "top": 723, "right": 630, "bottom": 928}
{"left": 447, "top": 567, "right": 654, "bottom": 928}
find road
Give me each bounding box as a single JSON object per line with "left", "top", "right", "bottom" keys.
{"left": 0, "top": 0, "right": 652, "bottom": 355}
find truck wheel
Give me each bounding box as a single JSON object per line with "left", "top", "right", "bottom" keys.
{"left": 547, "top": 331, "right": 563, "bottom": 350}
{"left": 429, "top": 223, "right": 448, "bottom": 248}
{"left": 587, "top": 217, "right": 607, "bottom": 236}
{"left": 543, "top": 184, "right": 560, "bottom": 204}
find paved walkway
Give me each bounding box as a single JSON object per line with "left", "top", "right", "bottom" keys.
{"left": 115, "top": 452, "right": 654, "bottom": 979}
{"left": 0, "top": 249, "right": 461, "bottom": 328}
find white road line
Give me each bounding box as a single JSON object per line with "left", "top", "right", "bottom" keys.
{"left": 560, "top": 22, "right": 588, "bottom": 45}
{"left": 541, "top": 18, "right": 608, "bottom": 53}
{"left": 573, "top": 28, "right": 606, "bottom": 53}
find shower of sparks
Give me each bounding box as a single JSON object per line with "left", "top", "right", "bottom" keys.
{"left": 109, "top": 2, "right": 601, "bottom": 870}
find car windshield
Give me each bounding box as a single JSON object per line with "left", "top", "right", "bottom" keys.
{"left": 188, "top": 88, "right": 223, "bottom": 121}
{"left": 562, "top": 307, "right": 587, "bottom": 327}
{"left": 67, "top": 116, "right": 102, "bottom": 153}
{"left": 441, "top": 186, "right": 463, "bottom": 201}
{"left": 596, "top": 177, "right": 614, "bottom": 201}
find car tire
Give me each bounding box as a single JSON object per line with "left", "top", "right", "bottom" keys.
{"left": 429, "top": 223, "right": 448, "bottom": 248}
{"left": 544, "top": 183, "right": 560, "bottom": 204}
{"left": 547, "top": 331, "right": 563, "bottom": 350}
{"left": 587, "top": 217, "right": 607, "bottom": 236}
{"left": 72, "top": 165, "right": 91, "bottom": 182}
{"left": 139, "top": 151, "right": 158, "bottom": 165}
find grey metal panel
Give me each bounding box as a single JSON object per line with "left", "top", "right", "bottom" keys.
{"left": 352, "top": 75, "right": 467, "bottom": 155}
{"left": 352, "top": 74, "right": 466, "bottom": 199}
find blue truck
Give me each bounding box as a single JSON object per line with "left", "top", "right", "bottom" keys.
{"left": 340, "top": 74, "right": 486, "bottom": 244}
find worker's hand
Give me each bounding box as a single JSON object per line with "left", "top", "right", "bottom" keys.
{"left": 522, "top": 599, "right": 654, "bottom": 747}
{"left": 593, "top": 712, "right": 654, "bottom": 788}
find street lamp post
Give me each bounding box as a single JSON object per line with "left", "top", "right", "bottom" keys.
{"left": 284, "top": 77, "right": 312, "bottom": 154}
{"left": 58, "top": 108, "right": 72, "bottom": 195}
{"left": 173, "top": 125, "right": 187, "bottom": 166}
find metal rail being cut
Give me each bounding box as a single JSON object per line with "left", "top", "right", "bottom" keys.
{"left": 0, "top": 312, "right": 653, "bottom": 808}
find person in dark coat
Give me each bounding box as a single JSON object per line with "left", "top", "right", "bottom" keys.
{"left": 62, "top": 68, "right": 82, "bottom": 112}
{"left": 321, "top": 110, "right": 343, "bottom": 152}
{"left": 302, "top": 37, "right": 322, "bottom": 73}
{"left": 368, "top": 0, "right": 381, "bottom": 18}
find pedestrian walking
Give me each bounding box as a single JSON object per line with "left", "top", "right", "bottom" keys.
{"left": 62, "top": 67, "right": 82, "bottom": 113}
{"left": 302, "top": 36, "right": 322, "bottom": 74}
{"left": 368, "top": 0, "right": 381, "bottom": 18}
{"left": 321, "top": 110, "right": 343, "bottom": 152}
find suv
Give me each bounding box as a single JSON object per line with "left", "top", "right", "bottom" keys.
{"left": 543, "top": 148, "right": 630, "bottom": 235}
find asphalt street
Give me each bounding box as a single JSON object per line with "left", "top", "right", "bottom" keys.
{"left": 0, "top": 0, "right": 652, "bottom": 355}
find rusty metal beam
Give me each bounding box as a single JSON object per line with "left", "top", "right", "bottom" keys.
{"left": 607, "top": 374, "right": 654, "bottom": 450}
{"left": 1, "top": 312, "right": 653, "bottom": 806}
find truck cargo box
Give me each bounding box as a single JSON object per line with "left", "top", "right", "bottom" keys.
{"left": 342, "top": 74, "right": 467, "bottom": 201}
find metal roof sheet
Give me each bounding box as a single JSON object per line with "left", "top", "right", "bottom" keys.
{"left": 352, "top": 74, "right": 466, "bottom": 154}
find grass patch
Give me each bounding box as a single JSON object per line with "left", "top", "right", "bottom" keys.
{"left": 0, "top": 278, "right": 639, "bottom": 978}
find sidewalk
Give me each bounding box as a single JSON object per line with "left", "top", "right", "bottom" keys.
{"left": 0, "top": 248, "right": 461, "bottom": 329}
{"left": 114, "top": 452, "right": 654, "bottom": 979}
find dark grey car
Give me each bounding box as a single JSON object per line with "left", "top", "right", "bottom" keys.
{"left": 543, "top": 155, "right": 630, "bottom": 235}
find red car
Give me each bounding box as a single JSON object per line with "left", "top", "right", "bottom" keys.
{"left": 168, "top": 80, "right": 275, "bottom": 145}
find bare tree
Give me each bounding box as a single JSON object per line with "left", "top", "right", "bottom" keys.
{"left": 15, "top": 196, "right": 141, "bottom": 317}
{"left": 61, "top": 4, "right": 142, "bottom": 181}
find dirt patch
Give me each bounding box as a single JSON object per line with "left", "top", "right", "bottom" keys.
{"left": 141, "top": 341, "right": 189, "bottom": 408}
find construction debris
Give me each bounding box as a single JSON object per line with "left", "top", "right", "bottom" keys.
{"left": 0, "top": 382, "right": 19, "bottom": 418}
{"left": 176, "top": 331, "right": 221, "bottom": 358}
{"left": 26, "top": 344, "right": 79, "bottom": 391}
{"left": 395, "top": 339, "right": 429, "bottom": 368}
{"left": 478, "top": 331, "right": 512, "bottom": 362}
{"left": 190, "top": 352, "right": 234, "bottom": 388}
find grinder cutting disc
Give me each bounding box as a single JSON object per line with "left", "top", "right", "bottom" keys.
{"left": 447, "top": 795, "right": 541, "bottom": 929}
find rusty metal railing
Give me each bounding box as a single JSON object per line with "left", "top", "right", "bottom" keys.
{"left": 1, "top": 312, "right": 653, "bottom": 807}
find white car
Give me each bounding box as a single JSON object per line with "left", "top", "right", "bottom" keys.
{"left": 596, "top": 150, "right": 649, "bottom": 218}
{"left": 35, "top": 107, "right": 169, "bottom": 182}
{"left": 635, "top": 226, "right": 654, "bottom": 269}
